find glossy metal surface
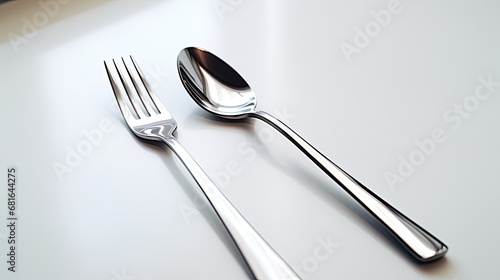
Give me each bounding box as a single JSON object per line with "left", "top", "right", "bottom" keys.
{"left": 177, "top": 47, "right": 448, "bottom": 262}
{"left": 105, "top": 56, "right": 301, "bottom": 280}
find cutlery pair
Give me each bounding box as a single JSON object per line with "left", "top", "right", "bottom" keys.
{"left": 105, "top": 49, "right": 447, "bottom": 279}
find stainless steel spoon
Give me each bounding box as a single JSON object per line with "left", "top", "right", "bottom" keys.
{"left": 177, "top": 47, "right": 448, "bottom": 262}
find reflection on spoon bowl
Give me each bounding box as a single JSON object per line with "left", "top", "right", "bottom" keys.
{"left": 177, "top": 47, "right": 256, "bottom": 118}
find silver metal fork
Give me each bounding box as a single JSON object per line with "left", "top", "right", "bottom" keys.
{"left": 104, "top": 56, "right": 301, "bottom": 280}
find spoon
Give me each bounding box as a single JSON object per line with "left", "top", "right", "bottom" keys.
{"left": 177, "top": 47, "right": 448, "bottom": 262}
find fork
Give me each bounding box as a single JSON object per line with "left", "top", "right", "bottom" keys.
{"left": 104, "top": 56, "right": 301, "bottom": 280}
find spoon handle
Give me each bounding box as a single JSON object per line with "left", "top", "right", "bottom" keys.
{"left": 163, "top": 137, "right": 301, "bottom": 280}
{"left": 251, "top": 110, "right": 447, "bottom": 262}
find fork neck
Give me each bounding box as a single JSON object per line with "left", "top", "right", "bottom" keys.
{"left": 137, "top": 123, "right": 177, "bottom": 142}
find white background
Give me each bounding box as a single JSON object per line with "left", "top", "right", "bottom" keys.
{"left": 1, "top": 0, "right": 499, "bottom": 279}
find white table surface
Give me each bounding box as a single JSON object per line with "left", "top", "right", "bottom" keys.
{"left": 1, "top": 0, "right": 499, "bottom": 279}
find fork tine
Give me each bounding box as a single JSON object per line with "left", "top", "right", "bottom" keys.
{"left": 112, "top": 58, "right": 147, "bottom": 119}
{"left": 129, "top": 55, "right": 168, "bottom": 114}
{"left": 121, "top": 57, "right": 158, "bottom": 117}
{"left": 104, "top": 60, "right": 135, "bottom": 121}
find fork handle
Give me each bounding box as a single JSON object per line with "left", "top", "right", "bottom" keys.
{"left": 250, "top": 110, "right": 448, "bottom": 262}
{"left": 163, "top": 137, "right": 301, "bottom": 280}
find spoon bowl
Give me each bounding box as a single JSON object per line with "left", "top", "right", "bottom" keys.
{"left": 177, "top": 47, "right": 256, "bottom": 119}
